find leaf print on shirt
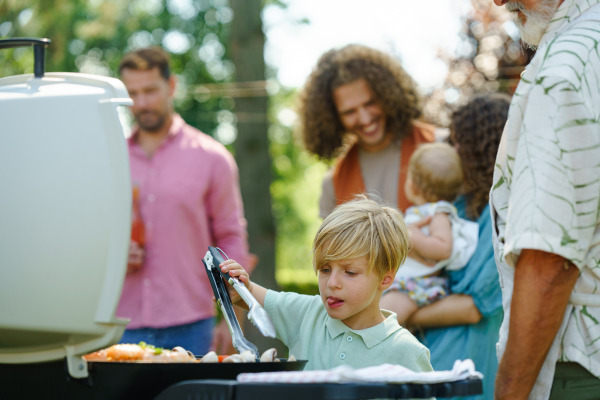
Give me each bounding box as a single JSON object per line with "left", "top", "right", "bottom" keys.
{"left": 491, "top": 2, "right": 600, "bottom": 395}
{"left": 582, "top": 306, "right": 600, "bottom": 325}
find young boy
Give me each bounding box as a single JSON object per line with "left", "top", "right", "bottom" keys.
{"left": 221, "top": 196, "right": 433, "bottom": 372}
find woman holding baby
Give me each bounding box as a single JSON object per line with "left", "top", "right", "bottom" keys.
{"left": 298, "top": 44, "right": 509, "bottom": 400}
{"left": 401, "top": 94, "right": 510, "bottom": 400}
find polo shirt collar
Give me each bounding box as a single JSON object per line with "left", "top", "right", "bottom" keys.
{"left": 325, "top": 310, "right": 402, "bottom": 349}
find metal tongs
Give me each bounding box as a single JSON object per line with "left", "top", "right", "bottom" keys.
{"left": 202, "top": 247, "right": 276, "bottom": 358}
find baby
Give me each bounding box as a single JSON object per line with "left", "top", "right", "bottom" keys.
{"left": 221, "top": 196, "right": 433, "bottom": 372}
{"left": 381, "top": 143, "right": 478, "bottom": 325}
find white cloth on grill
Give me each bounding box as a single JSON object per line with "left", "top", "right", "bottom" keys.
{"left": 237, "top": 359, "right": 482, "bottom": 384}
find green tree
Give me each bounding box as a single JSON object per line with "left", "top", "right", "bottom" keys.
{"left": 268, "top": 86, "right": 326, "bottom": 292}
{"left": 0, "top": 0, "right": 236, "bottom": 136}
{"left": 229, "top": 0, "right": 276, "bottom": 290}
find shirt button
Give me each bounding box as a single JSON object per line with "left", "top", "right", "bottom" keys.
{"left": 148, "top": 194, "right": 156, "bottom": 202}
{"left": 144, "top": 279, "right": 151, "bottom": 287}
{"left": 339, "top": 353, "right": 346, "bottom": 360}
{"left": 346, "top": 336, "right": 353, "bottom": 342}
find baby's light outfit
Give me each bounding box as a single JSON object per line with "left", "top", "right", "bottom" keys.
{"left": 388, "top": 201, "right": 479, "bottom": 307}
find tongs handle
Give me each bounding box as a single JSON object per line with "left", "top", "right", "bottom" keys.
{"left": 203, "top": 247, "right": 259, "bottom": 357}
{"left": 210, "top": 247, "right": 240, "bottom": 285}
{"left": 211, "top": 247, "right": 255, "bottom": 302}
{"left": 209, "top": 246, "right": 253, "bottom": 310}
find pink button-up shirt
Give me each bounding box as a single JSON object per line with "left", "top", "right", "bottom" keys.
{"left": 117, "top": 114, "right": 249, "bottom": 329}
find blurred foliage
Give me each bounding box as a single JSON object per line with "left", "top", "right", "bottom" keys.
{"left": 270, "top": 0, "right": 536, "bottom": 288}
{"left": 267, "top": 85, "right": 326, "bottom": 286}
{"left": 422, "top": 0, "right": 533, "bottom": 127}
{"left": 279, "top": 280, "right": 320, "bottom": 296}
{"left": 269, "top": 0, "right": 536, "bottom": 288}
{"left": 0, "top": 0, "right": 534, "bottom": 291}
{"left": 0, "top": 0, "right": 237, "bottom": 137}
{"left": 0, "top": 0, "right": 321, "bottom": 286}
{"left": 262, "top": 0, "right": 288, "bottom": 7}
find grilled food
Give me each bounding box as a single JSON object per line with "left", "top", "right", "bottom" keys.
{"left": 200, "top": 348, "right": 297, "bottom": 363}
{"left": 83, "top": 342, "right": 196, "bottom": 363}
{"left": 83, "top": 344, "right": 298, "bottom": 363}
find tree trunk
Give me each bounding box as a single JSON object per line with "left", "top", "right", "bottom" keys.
{"left": 229, "top": 0, "right": 283, "bottom": 355}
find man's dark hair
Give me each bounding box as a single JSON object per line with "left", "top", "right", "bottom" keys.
{"left": 119, "top": 47, "right": 170, "bottom": 80}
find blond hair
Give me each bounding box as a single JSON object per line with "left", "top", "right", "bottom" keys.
{"left": 408, "top": 143, "right": 463, "bottom": 203}
{"left": 313, "top": 196, "right": 409, "bottom": 278}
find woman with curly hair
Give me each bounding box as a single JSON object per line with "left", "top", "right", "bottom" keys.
{"left": 403, "top": 93, "right": 511, "bottom": 400}
{"left": 298, "top": 44, "right": 437, "bottom": 217}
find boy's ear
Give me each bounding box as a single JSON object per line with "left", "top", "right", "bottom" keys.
{"left": 379, "top": 270, "right": 395, "bottom": 290}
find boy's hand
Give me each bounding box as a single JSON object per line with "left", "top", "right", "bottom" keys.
{"left": 213, "top": 259, "right": 269, "bottom": 310}
{"left": 220, "top": 259, "right": 251, "bottom": 305}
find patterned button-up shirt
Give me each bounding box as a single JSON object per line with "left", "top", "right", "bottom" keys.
{"left": 490, "top": 1, "right": 600, "bottom": 398}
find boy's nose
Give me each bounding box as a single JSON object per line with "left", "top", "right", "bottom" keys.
{"left": 327, "top": 272, "right": 342, "bottom": 290}
{"left": 493, "top": 0, "right": 508, "bottom": 6}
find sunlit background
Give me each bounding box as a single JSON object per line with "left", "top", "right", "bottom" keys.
{"left": 264, "top": 0, "right": 470, "bottom": 90}
{"left": 0, "top": 0, "right": 530, "bottom": 291}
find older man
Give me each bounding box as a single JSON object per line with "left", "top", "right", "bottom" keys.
{"left": 490, "top": 0, "right": 600, "bottom": 399}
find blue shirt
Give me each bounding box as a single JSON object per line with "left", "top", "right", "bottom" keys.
{"left": 419, "top": 197, "right": 502, "bottom": 400}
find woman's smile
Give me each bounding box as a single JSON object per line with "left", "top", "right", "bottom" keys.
{"left": 358, "top": 120, "right": 381, "bottom": 137}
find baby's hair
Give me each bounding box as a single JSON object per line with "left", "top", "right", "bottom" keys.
{"left": 408, "top": 143, "right": 463, "bottom": 203}
{"left": 313, "top": 195, "right": 409, "bottom": 278}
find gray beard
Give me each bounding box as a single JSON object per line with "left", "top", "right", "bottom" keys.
{"left": 506, "top": 0, "right": 560, "bottom": 48}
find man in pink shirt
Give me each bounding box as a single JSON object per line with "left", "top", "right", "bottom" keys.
{"left": 116, "top": 47, "right": 249, "bottom": 355}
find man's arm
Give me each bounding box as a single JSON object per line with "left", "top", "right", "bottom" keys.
{"left": 406, "top": 294, "right": 482, "bottom": 328}
{"left": 495, "top": 249, "right": 578, "bottom": 400}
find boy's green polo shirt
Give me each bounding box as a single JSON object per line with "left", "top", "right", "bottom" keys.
{"left": 264, "top": 290, "right": 433, "bottom": 372}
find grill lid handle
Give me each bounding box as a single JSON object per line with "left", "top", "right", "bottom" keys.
{"left": 0, "top": 38, "right": 51, "bottom": 78}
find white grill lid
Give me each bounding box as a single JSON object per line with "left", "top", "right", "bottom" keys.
{"left": 0, "top": 72, "right": 133, "bottom": 378}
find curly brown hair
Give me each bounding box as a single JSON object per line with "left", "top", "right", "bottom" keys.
{"left": 298, "top": 45, "right": 422, "bottom": 159}
{"left": 450, "top": 93, "right": 511, "bottom": 219}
